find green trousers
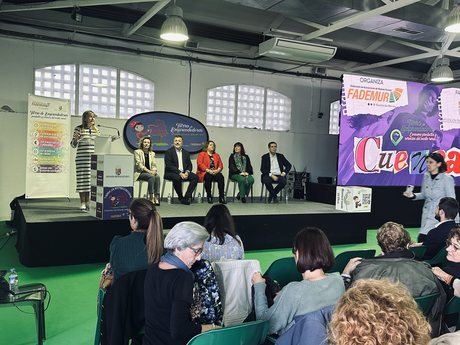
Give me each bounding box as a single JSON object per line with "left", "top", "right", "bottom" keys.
{"left": 230, "top": 174, "right": 254, "bottom": 197}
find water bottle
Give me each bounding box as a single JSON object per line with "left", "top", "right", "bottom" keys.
{"left": 9, "top": 268, "right": 18, "bottom": 296}
{"left": 285, "top": 193, "right": 289, "bottom": 204}
{"left": 167, "top": 194, "right": 172, "bottom": 205}
{"left": 197, "top": 193, "right": 202, "bottom": 204}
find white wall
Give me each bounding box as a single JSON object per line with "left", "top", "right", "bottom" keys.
{"left": 0, "top": 36, "right": 340, "bottom": 220}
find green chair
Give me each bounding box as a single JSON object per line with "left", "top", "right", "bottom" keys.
{"left": 414, "top": 293, "right": 439, "bottom": 316}
{"left": 409, "top": 245, "right": 428, "bottom": 260}
{"left": 264, "top": 257, "right": 302, "bottom": 288}
{"left": 424, "top": 248, "right": 448, "bottom": 267}
{"left": 444, "top": 296, "right": 460, "bottom": 331}
{"left": 94, "top": 288, "right": 106, "bottom": 345}
{"left": 327, "top": 250, "right": 376, "bottom": 273}
{"left": 186, "top": 320, "right": 269, "bottom": 345}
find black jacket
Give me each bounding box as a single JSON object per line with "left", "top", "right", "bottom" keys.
{"left": 101, "top": 269, "right": 146, "bottom": 345}
{"left": 228, "top": 154, "right": 253, "bottom": 176}
{"left": 164, "top": 147, "right": 193, "bottom": 175}
{"left": 423, "top": 220, "right": 456, "bottom": 260}
{"left": 260, "top": 153, "right": 292, "bottom": 178}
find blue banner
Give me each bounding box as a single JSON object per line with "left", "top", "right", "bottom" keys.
{"left": 123, "top": 111, "right": 209, "bottom": 153}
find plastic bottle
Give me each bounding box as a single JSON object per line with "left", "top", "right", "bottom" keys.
{"left": 9, "top": 268, "right": 18, "bottom": 295}
{"left": 167, "top": 194, "right": 172, "bottom": 205}
{"left": 285, "top": 193, "right": 289, "bottom": 204}
{"left": 197, "top": 193, "right": 202, "bottom": 204}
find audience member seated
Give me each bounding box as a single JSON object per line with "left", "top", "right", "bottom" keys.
{"left": 143, "top": 222, "right": 217, "bottom": 345}
{"left": 341, "top": 221, "right": 446, "bottom": 335}
{"left": 105, "top": 198, "right": 163, "bottom": 282}
{"left": 412, "top": 197, "right": 458, "bottom": 260}
{"left": 202, "top": 204, "right": 244, "bottom": 262}
{"left": 251, "top": 227, "right": 344, "bottom": 335}
{"left": 328, "top": 279, "right": 431, "bottom": 345}
{"left": 430, "top": 331, "right": 460, "bottom": 344}
{"left": 197, "top": 140, "right": 226, "bottom": 204}
{"left": 432, "top": 227, "right": 460, "bottom": 300}
{"left": 228, "top": 142, "right": 254, "bottom": 203}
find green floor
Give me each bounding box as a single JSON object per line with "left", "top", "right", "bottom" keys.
{"left": 0, "top": 222, "right": 419, "bottom": 345}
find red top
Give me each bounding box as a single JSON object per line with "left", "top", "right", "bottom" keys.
{"left": 196, "top": 151, "right": 224, "bottom": 182}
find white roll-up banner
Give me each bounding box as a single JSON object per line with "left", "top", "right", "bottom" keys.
{"left": 26, "top": 94, "right": 71, "bottom": 198}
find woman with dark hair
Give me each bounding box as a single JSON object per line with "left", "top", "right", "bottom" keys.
{"left": 71, "top": 110, "right": 100, "bottom": 210}
{"left": 134, "top": 136, "right": 161, "bottom": 205}
{"left": 196, "top": 140, "right": 226, "bottom": 204}
{"left": 403, "top": 152, "right": 456, "bottom": 241}
{"left": 202, "top": 204, "right": 244, "bottom": 262}
{"left": 251, "top": 227, "right": 344, "bottom": 335}
{"left": 228, "top": 142, "right": 254, "bottom": 203}
{"left": 108, "top": 198, "right": 163, "bottom": 281}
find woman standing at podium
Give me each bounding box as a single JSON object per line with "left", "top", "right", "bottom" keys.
{"left": 71, "top": 110, "right": 99, "bottom": 211}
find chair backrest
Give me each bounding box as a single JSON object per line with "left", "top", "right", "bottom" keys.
{"left": 327, "top": 250, "right": 376, "bottom": 273}
{"left": 425, "top": 248, "right": 448, "bottom": 267}
{"left": 415, "top": 293, "right": 440, "bottom": 316}
{"left": 444, "top": 296, "right": 460, "bottom": 331}
{"left": 186, "top": 320, "right": 269, "bottom": 345}
{"left": 409, "top": 245, "right": 428, "bottom": 260}
{"left": 263, "top": 257, "right": 302, "bottom": 289}
{"left": 211, "top": 260, "right": 261, "bottom": 326}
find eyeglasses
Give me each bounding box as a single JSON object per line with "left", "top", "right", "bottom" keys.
{"left": 188, "top": 246, "right": 203, "bottom": 255}
{"left": 446, "top": 239, "right": 460, "bottom": 252}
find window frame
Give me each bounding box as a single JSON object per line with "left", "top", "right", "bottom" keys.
{"left": 206, "top": 84, "right": 291, "bottom": 132}
{"left": 33, "top": 63, "right": 155, "bottom": 119}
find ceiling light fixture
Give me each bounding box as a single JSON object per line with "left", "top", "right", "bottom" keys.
{"left": 160, "top": 4, "right": 189, "bottom": 42}
{"left": 431, "top": 57, "right": 454, "bottom": 83}
{"left": 445, "top": 5, "right": 460, "bottom": 33}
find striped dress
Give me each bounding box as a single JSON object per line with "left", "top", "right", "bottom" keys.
{"left": 71, "top": 125, "right": 99, "bottom": 192}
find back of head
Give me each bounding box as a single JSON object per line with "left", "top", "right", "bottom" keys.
{"left": 130, "top": 198, "right": 163, "bottom": 264}
{"left": 329, "top": 279, "right": 431, "bottom": 345}
{"left": 377, "top": 222, "right": 411, "bottom": 254}
{"left": 204, "top": 204, "right": 237, "bottom": 245}
{"left": 439, "top": 197, "right": 459, "bottom": 220}
{"left": 293, "top": 227, "right": 334, "bottom": 273}
{"left": 164, "top": 221, "right": 209, "bottom": 250}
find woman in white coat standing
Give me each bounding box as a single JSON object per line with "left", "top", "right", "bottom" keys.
{"left": 404, "top": 152, "right": 456, "bottom": 242}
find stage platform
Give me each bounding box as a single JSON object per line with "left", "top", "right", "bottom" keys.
{"left": 15, "top": 198, "right": 369, "bottom": 267}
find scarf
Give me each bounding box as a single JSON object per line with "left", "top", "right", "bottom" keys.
{"left": 234, "top": 153, "right": 247, "bottom": 172}
{"left": 160, "top": 251, "right": 192, "bottom": 274}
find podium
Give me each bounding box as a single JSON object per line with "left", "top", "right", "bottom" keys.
{"left": 335, "top": 186, "right": 372, "bottom": 213}
{"left": 89, "top": 136, "right": 133, "bottom": 220}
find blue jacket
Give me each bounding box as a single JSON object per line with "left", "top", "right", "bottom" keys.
{"left": 275, "top": 305, "right": 334, "bottom": 345}
{"left": 414, "top": 172, "right": 456, "bottom": 235}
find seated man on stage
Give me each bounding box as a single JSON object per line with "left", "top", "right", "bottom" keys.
{"left": 164, "top": 135, "right": 198, "bottom": 205}
{"left": 260, "top": 141, "right": 292, "bottom": 203}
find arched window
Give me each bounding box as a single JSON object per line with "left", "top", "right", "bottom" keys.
{"left": 34, "top": 64, "right": 154, "bottom": 118}
{"left": 206, "top": 84, "right": 291, "bottom": 131}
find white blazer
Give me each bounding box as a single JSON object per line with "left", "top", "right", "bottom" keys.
{"left": 134, "top": 149, "right": 157, "bottom": 181}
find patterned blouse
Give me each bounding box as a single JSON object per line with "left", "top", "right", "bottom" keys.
{"left": 202, "top": 234, "right": 244, "bottom": 262}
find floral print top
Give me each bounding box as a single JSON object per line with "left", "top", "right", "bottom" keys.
{"left": 202, "top": 234, "right": 244, "bottom": 262}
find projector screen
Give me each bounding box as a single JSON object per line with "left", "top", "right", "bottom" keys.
{"left": 337, "top": 74, "right": 460, "bottom": 187}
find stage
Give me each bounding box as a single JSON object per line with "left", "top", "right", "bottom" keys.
{"left": 14, "top": 197, "right": 370, "bottom": 267}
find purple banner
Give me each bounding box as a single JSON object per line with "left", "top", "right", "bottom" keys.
{"left": 338, "top": 74, "right": 460, "bottom": 186}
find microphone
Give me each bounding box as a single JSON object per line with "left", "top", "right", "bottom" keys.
{"left": 97, "top": 124, "right": 120, "bottom": 137}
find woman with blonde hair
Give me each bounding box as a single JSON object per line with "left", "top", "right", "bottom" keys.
{"left": 134, "top": 136, "right": 161, "bottom": 205}
{"left": 329, "top": 279, "right": 431, "bottom": 345}
{"left": 71, "top": 110, "right": 100, "bottom": 210}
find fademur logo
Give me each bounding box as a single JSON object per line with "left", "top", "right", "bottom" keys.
{"left": 347, "top": 87, "right": 404, "bottom": 103}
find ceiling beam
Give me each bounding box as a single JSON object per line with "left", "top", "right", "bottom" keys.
{"left": 0, "top": 0, "right": 161, "bottom": 13}
{"left": 300, "top": 0, "right": 421, "bottom": 41}
{"left": 387, "top": 37, "right": 436, "bottom": 53}
{"left": 123, "top": 0, "right": 169, "bottom": 36}
{"left": 350, "top": 51, "right": 438, "bottom": 72}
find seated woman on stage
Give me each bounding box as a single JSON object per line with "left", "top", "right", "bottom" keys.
{"left": 252, "top": 227, "right": 344, "bottom": 335}
{"left": 143, "top": 222, "right": 217, "bottom": 345}
{"left": 106, "top": 198, "right": 163, "bottom": 282}
{"left": 134, "top": 136, "right": 161, "bottom": 205}
{"left": 202, "top": 204, "right": 244, "bottom": 262}
{"left": 196, "top": 140, "right": 226, "bottom": 204}
{"left": 228, "top": 142, "right": 254, "bottom": 203}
